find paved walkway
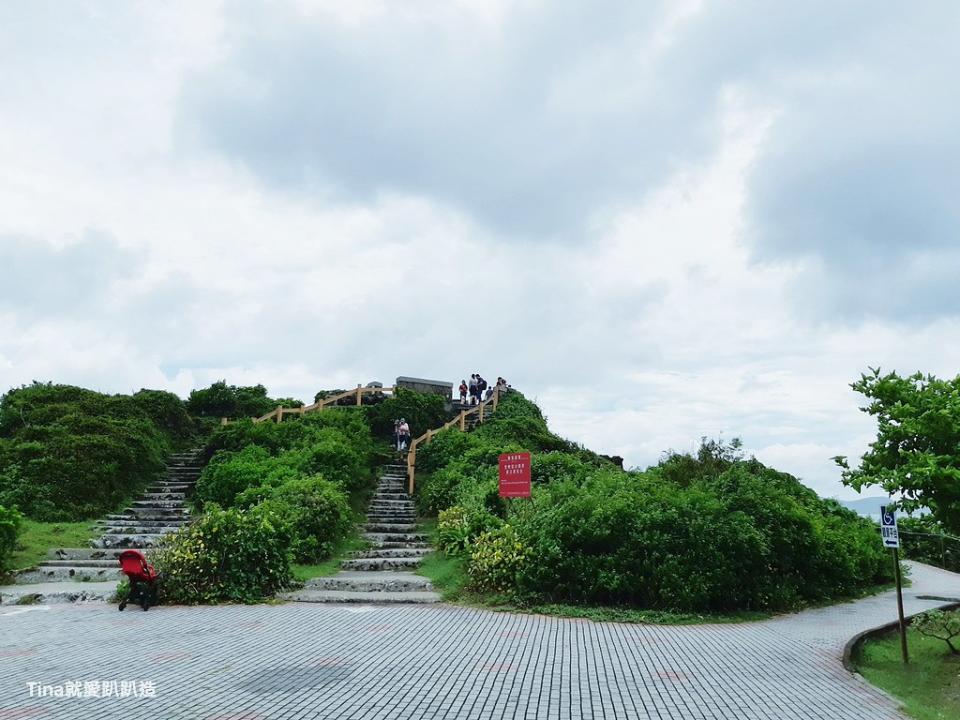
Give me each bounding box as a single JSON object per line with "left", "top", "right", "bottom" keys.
{"left": 2, "top": 562, "right": 959, "bottom": 720}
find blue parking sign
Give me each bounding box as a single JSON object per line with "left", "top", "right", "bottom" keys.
{"left": 880, "top": 505, "right": 900, "bottom": 549}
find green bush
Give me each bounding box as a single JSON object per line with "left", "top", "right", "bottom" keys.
{"left": 899, "top": 516, "right": 960, "bottom": 573}
{"left": 0, "top": 504, "right": 23, "bottom": 574}
{"left": 153, "top": 504, "right": 292, "bottom": 604}
{"left": 468, "top": 524, "right": 531, "bottom": 596}
{"left": 0, "top": 383, "right": 192, "bottom": 521}
{"left": 257, "top": 476, "right": 353, "bottom": 562}
{"left": 415, "top": 393, "right": 893, "bottom": 613}
{"left": 197, "top": 409, "right": 376, "bottom": 509}
{"left": 186, "top": 380, "right": 301, "bottom": 420}
{"left": 364, "top": 388, "right": 447, "bottom": 439}
{"left": 194, "top": 445, "right": 303, "bottom": 510}
{"left": 437, "top": 504, "right": 502, "bottom": 556}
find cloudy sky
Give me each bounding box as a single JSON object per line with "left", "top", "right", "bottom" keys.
{"left": 2, "top": 1, "right": 958, "bottom": 499}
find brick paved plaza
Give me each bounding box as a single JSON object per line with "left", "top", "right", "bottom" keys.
{"left": 2, "top": 562, "right": 959, "bottom": 720}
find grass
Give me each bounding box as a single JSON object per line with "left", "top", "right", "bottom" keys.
{"left": 10, "top": 519, "right": 100, "bottom": 570}
{"left": 418, "top": 551, "right": 470, "bottom": 601}
{"left": 291, "top": 531, "right": 369, "bottom": 582}
{"left": 857, "top": 617, "right": 960, "bottom": 720}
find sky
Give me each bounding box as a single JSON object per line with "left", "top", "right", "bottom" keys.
{"left": 1, "top": 1, "right": 958, "bottom": 500}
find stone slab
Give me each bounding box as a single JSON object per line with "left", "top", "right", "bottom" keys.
{"left": 281, "top": 590, "right": 441, "bottom": 604}
{"left": 0, "top": 580, "right": 116, "bottom": 605}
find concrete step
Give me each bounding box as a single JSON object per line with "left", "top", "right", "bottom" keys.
{"left": 101, "top": 526, "right": 184, "bottom": 535}
{"left": 140, "top": 493, "right": 187, "bottom": 502}
{"left": 375, "top": 541, "right": 432, "bottom": 550}
{"left": 92, "top": 534, "right": 167, "bottom": 549}
{"left": 1, "top": 581, "right": 117, "bottom": 605}
{"left": 364, "top": 532, "right": 429, "bottom": 545}
{"left": 340, "top": 557, "right": 423, "bottom": 571}
{"left": 15, "top": 565, "right": 122, "bottom": 583}
{"left": 363, "top": 523, "right": 418, "bottom": 533}
{"left": 146, "top": 485, "right": 194, "bottom": 494}
{"left": 42, "top": 559, "right": 118, "bottom": 568}
{"left": 46, "top": 548, "right": 127, "bottom": 562}
{"left": 304, "top": 571, "right": 434, "bottom": 593}
{"left": 118, "top": 507, "right": 190, "bottom": 519}
{"left": 131, "top": 500, "right": 188, "bottom": 509}
{"left": 351, "top": 548, "right": 431, "bottom": 559}
{"left": 282, "top": 589, "right": 440, "bottom": 604}
{"left": 366, "top": 516, "right": 417, "bottom": 524}
{"left": 100, "top": 518, "right": 189, "bottom": 528}
{"left": 105, "top": 513, "right": 189, "bottom": 523}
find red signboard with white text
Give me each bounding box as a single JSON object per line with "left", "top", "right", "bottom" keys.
{"left": 499, "top": 452, "right": 531, "bottom": 498}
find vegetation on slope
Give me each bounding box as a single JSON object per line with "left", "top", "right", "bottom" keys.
{"left": 156, "top": 404, "right": 386, "bottom": 603}
{"left": 417, "top": 391, "right": 892, "bottom": 613}
{"left": 0, "top": 383, "right": 196, "bottom": 521}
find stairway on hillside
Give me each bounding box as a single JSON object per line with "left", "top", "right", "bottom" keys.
{"left": 285, "top": 463, "right": 440, "bottom": 603}
{"left": 15, "top": 449, "right": 204, "bottom": 584}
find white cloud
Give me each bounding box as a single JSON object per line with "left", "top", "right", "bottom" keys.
{"left": 1, "top": 1, "right": 957, "bottom": 501}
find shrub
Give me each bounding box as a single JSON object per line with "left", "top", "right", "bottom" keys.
{"left": 912, "top": 609, "right": 960, "bottom": 654}
{"left": 0, "top": 383, "right": 186, "bottom": 520}
{"left": 364, "top": 388, "right": 447, "bottom": 439}
{"left": 899, "top": 516, "right": 960, "bottom": 572}
{"left": 258, "top": 476, "right": 353, "bottom": 562}
{"left": 437, "top": 506, "right": 471, "bottom": 555}
{"left": 0, "top": 504, "right": 23, "bottom": 574}
{"left": 187, "top": 381, "right": 300, "bottom": 420}
{"left": 437, "top": 504, "right": 502, "bottom": 556}
{"left": 468, "top": 524, "right": 530, "bottom": 596}
{"left": 417, "top": 395, "right": 894, "bottom": 613}
{"left": 417, "top": 467, "right": 467, "bottom": 516}
{"left": 0, "top": 413, "right": 168, "bottom": 520}
{"left": 153, "top": 504, "right": 292, "bottom": 604}
{"left": 200, "top": 410, "right": 375, "bottom": 500}
{"left": 194, "top": 446, "right": 302, "bottom": 510}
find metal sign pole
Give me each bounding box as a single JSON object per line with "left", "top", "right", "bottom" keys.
{"left": 881, "top": 504, "right": 908, "bottom": 664}
{"left": 892, "top": 546, "right": 908, "bottom": 664}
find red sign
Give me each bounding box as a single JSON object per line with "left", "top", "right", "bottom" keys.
{"left": 498, "top": 452, "right": 531, "bottom": 497}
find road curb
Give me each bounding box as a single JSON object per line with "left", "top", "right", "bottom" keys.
{"left": 842, "top": 598, "right": 960, "bottom": 672}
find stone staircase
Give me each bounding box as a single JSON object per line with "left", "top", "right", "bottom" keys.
{"left": 15, "top": 449, "right": 204, "bottom": 584}
{"left": 284, "top": 463, "right": 440, "bottom": 603}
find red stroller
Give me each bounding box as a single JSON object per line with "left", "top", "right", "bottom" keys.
{"left": 117, "top": 549, "right": 159, "bottom": 611}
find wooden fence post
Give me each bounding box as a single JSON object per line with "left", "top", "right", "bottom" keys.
{"left": 407, "top": 444, "right": 417, "bottom": 494}
{"left": 275, "top": 405, "right": 283, "bottom": 424}
{"left": 459, "top": 410, "right": 466, "bottom": 431}
{"left": 356, "top": 386, "right": 362, "bottom": 406}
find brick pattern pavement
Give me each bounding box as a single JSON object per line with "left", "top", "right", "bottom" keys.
{"left": 1, "top": 562, "right": 958, "bottom": 720}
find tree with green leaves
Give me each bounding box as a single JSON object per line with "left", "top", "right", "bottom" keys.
{"left": 835, "top": 369, "right": 960, "bottom": 534}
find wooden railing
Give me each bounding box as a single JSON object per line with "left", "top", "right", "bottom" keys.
{"left": 405, "top": 385, "right": 503, "bottom": 494}
{"left": 221, "top": 386, "right": 396, "bottom": 426}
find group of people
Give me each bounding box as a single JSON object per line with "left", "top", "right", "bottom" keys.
{"left": 459, "top": 375, "right": 509, "bottom": 405}
{"left": 393, "top": 376, "right": 512, "bottom": 454}
{"left": 392, "top": 418, "right": 411, "bottom": 451}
